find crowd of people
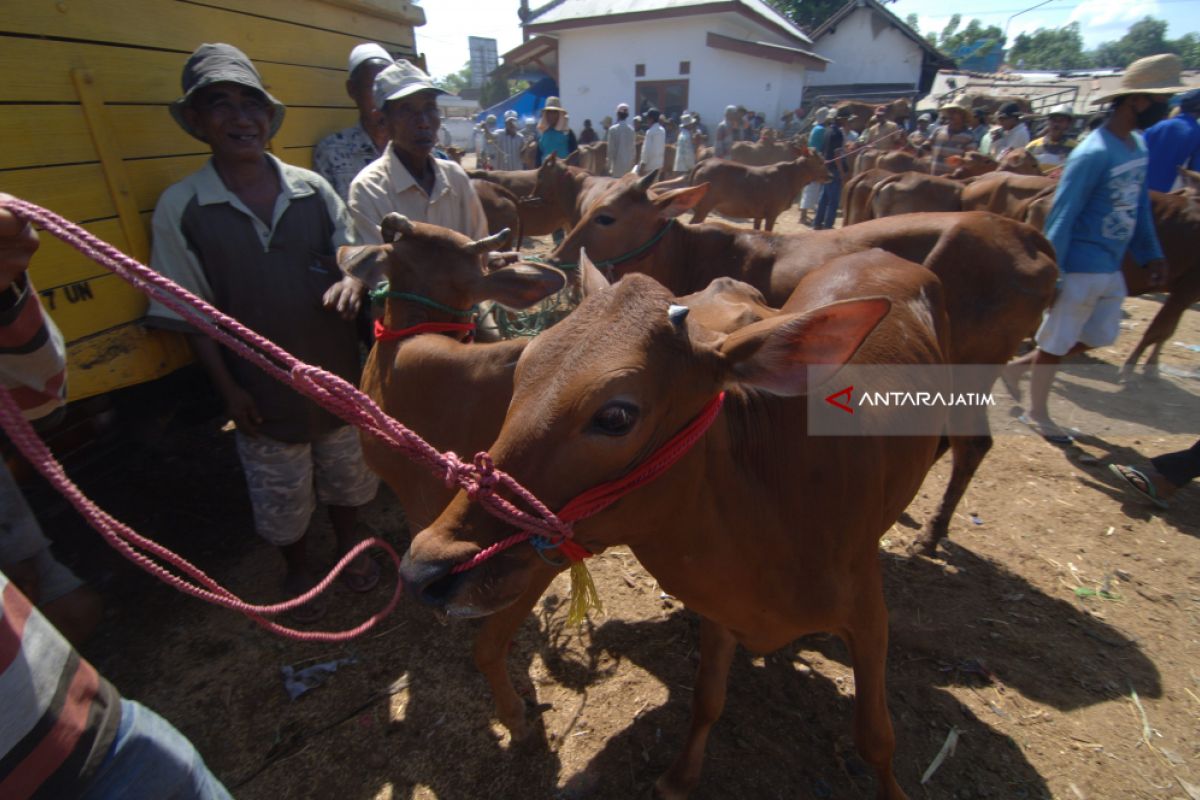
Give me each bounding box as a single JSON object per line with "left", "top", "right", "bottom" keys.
{"left": 2, "top": 38, "right": 1199, "bottom": 798}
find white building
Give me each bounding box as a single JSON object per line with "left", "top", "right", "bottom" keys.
{"left": 507, "top": 0, "right": 828, "bottom": 129}
{"left": 806, "top": 0, "right": 953, "bottom": 104}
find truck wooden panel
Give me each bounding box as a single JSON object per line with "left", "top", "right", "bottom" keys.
{"left": 5, "top": 0, "right": 424, "bottom": 404}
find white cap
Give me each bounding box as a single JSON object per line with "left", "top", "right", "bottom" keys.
{"left": 373, "top": 60, "right": 446, "bottom": 109}
{"left": 486, "top": 113, "right": 497, "bottom": 122}
{"left": 1047, "top": 103, "right": 1074, "bottom": 118}
{"left": 348, "top": 43, "right": 392, "bottom": 76}
{"left": 616, "top": 102, "right": 629, "bottom": 113}
{"left": 504, "top": 109, "right": 518, "bottom": 120}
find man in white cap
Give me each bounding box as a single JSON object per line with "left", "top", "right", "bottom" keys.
{"left": 347, "top": 59, "right": 486, "bottom": 246}
{"left": 495, "top": 109, "right": 525, "bottom": 170}
{"left": 607, "top": 102, "right": 635, "bottom": 175}
{"left": 478, "top": 113, "right": 498, "bottom": 169}
{"left": 1026, "top": 104, "right": 1078, "bottom": 171}
{"left": 147, "top": 44, "right": 379, "bottom": 618}
{"left": 314, "top": 43, "right": 394, "bottom": 201}
{"left": 1002, "top": 53, "right": 1177, "bottom": 444}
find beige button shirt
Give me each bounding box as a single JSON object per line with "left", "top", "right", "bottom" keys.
{"left": 348, "top": 148, "right": 488, "bottom": 245}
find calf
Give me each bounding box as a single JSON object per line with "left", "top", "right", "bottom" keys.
{"left": 402, "top": 253, "right": 950, "bottom": 799}
{"left": 729, "top": 135, "right": 803, "bottom": 166}
{"left": 470, "top": 179, "right": 523, "bottom": 248}
{"left": 551, "top": 173, "right": 1057, "bottom": 555}
{"left": 668, "top": 155, "right": 828, "bottom": 231}
{"left": 959, "top": 172, "right": 1056, "bottom": 219}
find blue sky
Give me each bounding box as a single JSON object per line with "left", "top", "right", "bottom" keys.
{"left": 413, "top": 0, "right": 1200, "bottom": 79}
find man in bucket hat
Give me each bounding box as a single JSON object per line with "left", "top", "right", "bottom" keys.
{"left": 313, "top": 42, "right": 394, "bottom": 201}
{"left": 148, "top": 44, "right": 380, "bottom": 620}
{"left": 1002, "top": 53, "right": 1177, "bottom": 444}
{"left": 347, "top": 59, "right": 486, "bottom": 245}
{"left": 536, "top": 95, "right": 576, "bottom": 165}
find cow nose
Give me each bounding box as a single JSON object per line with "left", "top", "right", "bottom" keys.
{"left": 399, "top": 551, "right": 464, "bottom": 608}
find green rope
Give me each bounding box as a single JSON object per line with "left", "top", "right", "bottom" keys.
{"left": 532, "top": 218, "right": 676, "bottom": 270}
{"left": 369, "top": 285, "right": 477, "bottom": 318}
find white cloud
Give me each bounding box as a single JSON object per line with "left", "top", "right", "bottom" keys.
{"left": 1068, "top": 0, "right": 1164, "bottom": 46}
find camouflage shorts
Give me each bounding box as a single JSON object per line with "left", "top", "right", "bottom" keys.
{"left": 235, "top": 426, "right": 379, "bottom": 546}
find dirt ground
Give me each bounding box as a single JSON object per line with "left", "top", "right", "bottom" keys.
{"left": 20, "top": 207, "right": 1200, "bottom": 800}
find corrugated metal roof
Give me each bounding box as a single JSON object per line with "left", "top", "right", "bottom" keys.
{"left": 526, "top": 0, "right": 812, "bottom": 45}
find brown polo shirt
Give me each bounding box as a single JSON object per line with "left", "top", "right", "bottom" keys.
{"left": 147, "top": 156, "right": 360, "bottom": 443}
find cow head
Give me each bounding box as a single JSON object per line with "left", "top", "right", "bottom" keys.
{"left": 790, "top": 150, "right": 830, "bottom": 188}
{"left": 946, "top": 151, "right": 999, "bottom": 179}
{"left": 995, "top": 148, "right": 1041, "bottom": 176}
{"left": 549, "top": 171, "right": 707, "bottom": 281}
{"left": 399, "top": 272, "right": 891, "bottom": 617}
{"left": 337, "top": 214, "right": 566, "bottom": 327}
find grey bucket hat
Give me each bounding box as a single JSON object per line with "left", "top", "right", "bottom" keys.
{"left": 169, "top": 43, "right": 286, "bottom": 141}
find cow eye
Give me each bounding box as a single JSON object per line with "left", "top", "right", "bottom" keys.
{"left": 590, "top": 402, "right": 638, "bottom": 436}
{"left": 593, "top": 213, "right": 616, "bottom": 226}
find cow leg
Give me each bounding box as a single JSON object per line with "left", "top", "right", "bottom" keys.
{"left": 1120, "top": 295, "right": 1192, "bottom": 381}
{"left": 841, "top": 565, "right": 907, "bottom": 800}
{"left": 910, "top": 431, "right": 991, "bottom": 556}
{"left": 655, "top": 616, "right": 737, "bottom": 799}
{"left": 764, "top": 214, "right": 777, "bottom": 232}
{"left": 473, "top": 564, "right": 559, "bottom": 740}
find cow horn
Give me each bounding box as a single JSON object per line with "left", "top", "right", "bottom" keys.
{"left": 636, "top": 169, "right": 659, "bottom": 192}
{"left": 466, "top": 228, "right": 512, "bottom": 254}
{"left": 381, "top": 213, "right": 413, "bottom": 243}
{"left": 668, "top": 304, "right": 689, "bottom": 328}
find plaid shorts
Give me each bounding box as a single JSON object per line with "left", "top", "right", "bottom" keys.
{"left": 235, "top": 426, "right": 379, "bottom": 546}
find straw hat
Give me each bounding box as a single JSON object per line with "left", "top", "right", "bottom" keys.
{"left": 938, "top": 101, "right": 967, "bottom": 116}
{"left": 542, "top": 96, "right": 566, "bottom": 113}
{"left": 1095, "top": 53, "right": 1191, "bottom": 103}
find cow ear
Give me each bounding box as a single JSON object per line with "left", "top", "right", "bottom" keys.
{"left": 653, "top": 183, "right": 708, "bottom": 217}
{"left": 578, "top": 248, "right": 611, "bottom": 296}
{"left": 717, "top": 297, "right": 891, "bottom": 396}
{"left": 480, "top": 262, "right": 567, "bottom": 310}
{"left": 337, "top": 244, "right": 390, "bottom": 287}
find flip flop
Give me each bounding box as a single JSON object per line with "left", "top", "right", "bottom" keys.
{"left": 338, "top": 555, "right": 381, "bottom": 594}
{"left": 1108, "top": 464, "right": 1170, "bottom": 509}
{"left": 286, "top": 596, "right": 328, "bottom": 625}
{"left": 1018, "top": 414, "right": 1074, "bottom": 445}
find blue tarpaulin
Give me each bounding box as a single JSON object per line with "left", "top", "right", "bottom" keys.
{"left": 475, "top": 77, "right": 559, "bottom": 124}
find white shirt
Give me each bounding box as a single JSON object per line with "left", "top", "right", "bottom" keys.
{"left": 640, "top": 122, "right": 666, "bottom": 173}
{"left": 988, "top": 123, "right": 1031, "bottom": 157}
{"left": 607, "top": 121, "right": 635, "bottom": 176}
{"left": 494, "top": 128, "right": 525, "bottom": 171}
{"left": 348, "top": 147, "right": 487, "bottom": 246}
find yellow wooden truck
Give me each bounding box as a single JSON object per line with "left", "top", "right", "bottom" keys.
{"left": 3, "top": 0, "right": 425, "bottom": 417}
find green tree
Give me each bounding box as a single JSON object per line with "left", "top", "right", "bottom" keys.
{"left": 1174, "top": 32, "right": 1200, "bottom": 69}
{"left": 433, "top": 62, "right": 472, "bottom": 94}
{"left": 905, "top": 13, "right": 919, "bottom": 34}
{"left": 766, "top": 0, "right": 848, "bottom": 33}
{"left": 1088, "top": 16, "right": 1176, "bottom": 67}
{"left": 1009, "top": 22, "right": 1091, "bottom": 69}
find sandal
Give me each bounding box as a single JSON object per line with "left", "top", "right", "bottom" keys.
{"left": 1108, "top": 464, "right": 1170, "bottom": 509}
{"left": 338, "top": 555, "right": 381, "bottom": 594}
{"left": 286, "top": 595, "right": 328, "bottom": 624}
{"left": 1018, "top": 414, "right": 1074, "bottom": 445}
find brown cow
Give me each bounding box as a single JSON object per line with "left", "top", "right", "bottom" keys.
{"left": 960, "top": 171, "right": 1056, "bottom": 219}
{"left": 470, "top": 179, "right": 523, "bottom": 248}
{"left": 729, "top": 135, "right": 803, "bottom": 166}
{"left": 1000, "top": 169, "right": 1200, "bottom": 381}
{"left": 864, "top": 172, "right": 964, "bottom": 218}
{"left": 401, "top": 252, "right": 950, "bottom": 799}
{"left": 666, "top": 155, "right": 828, "bottom": 231}
{"left": 470, "top": 155, "right": 606, "bottom": 237}
{"left": 551, "top": 174, "right": 1058, "bottom": 555}
{"left": 565, "top": 140, "right": 608, "bottom": 175}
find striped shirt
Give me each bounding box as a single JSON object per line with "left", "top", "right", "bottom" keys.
{"left": 0, "top": 274, "right": 67, "bottom": 421}
{"left": 1, "top": 573, "right": 121, "bottom": 799}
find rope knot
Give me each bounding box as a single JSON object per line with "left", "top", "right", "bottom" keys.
{"left": 468, "top": 452, "right": 500, "bottom": 499}
{"left": 441, "top": 452, "right": 472, "bottom": 489}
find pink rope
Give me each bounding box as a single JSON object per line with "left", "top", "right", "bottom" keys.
{"left": 0, "top": 198, "right": 578, "bottom": 640}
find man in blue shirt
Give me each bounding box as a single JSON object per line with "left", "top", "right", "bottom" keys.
{"left": 1002, "top": 54, "right": 1179, "bottom": 444}
{"left": 1144, "top": 88, "right": 1200, "bottom": 192}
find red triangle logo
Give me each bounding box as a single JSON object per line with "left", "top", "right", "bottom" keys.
{"left": 825, "top": 385, "right": 854, "bottom": 414}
